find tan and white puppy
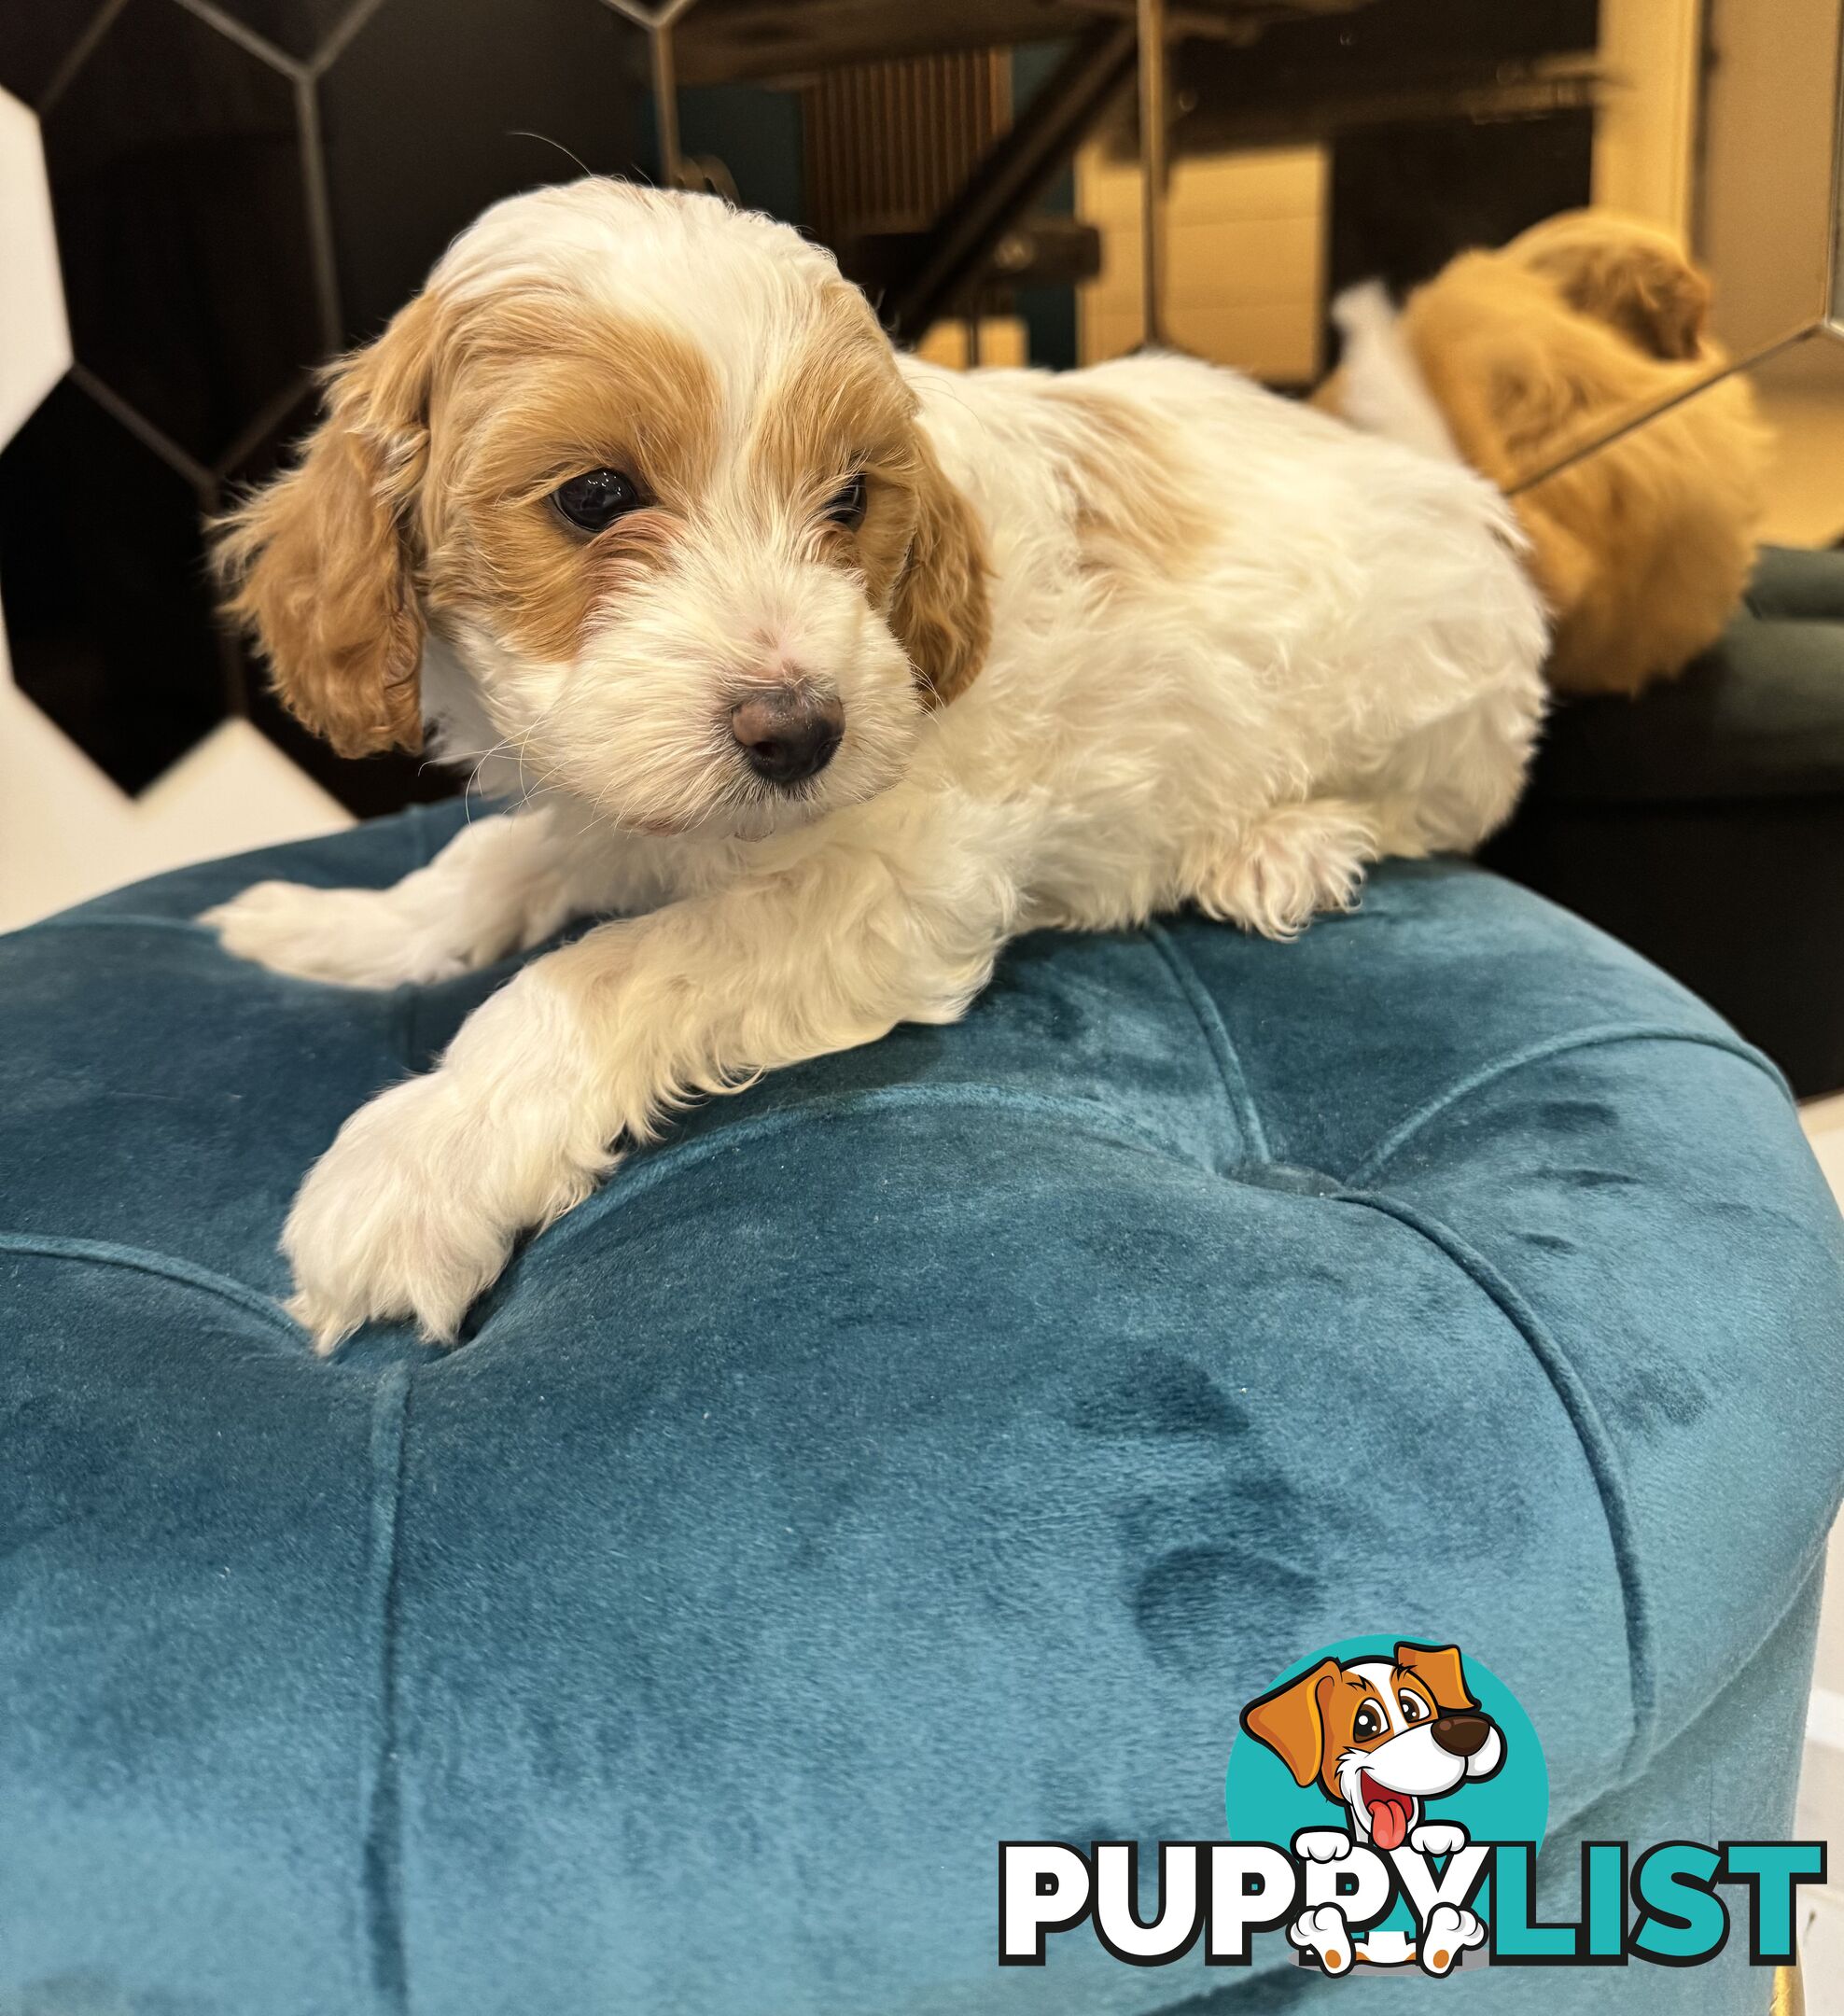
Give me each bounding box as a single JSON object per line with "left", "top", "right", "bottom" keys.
{"left": 205, "top": 180, "right": 1547, "bottom": 1348}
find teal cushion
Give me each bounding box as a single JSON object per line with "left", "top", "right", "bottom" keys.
{"left": 3, "top": 803, "right": 1841, "bottom": 2013}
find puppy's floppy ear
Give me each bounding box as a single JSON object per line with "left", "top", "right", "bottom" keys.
{"left": 1523, "top": 231, "right": 1712, "bottom": 362}
{"left": 890, "top": 428, "right": 990, "bottom": 709}
{"left": 217, "top": 292, "right": 438, "bottom": 756}
{"left": 1240, "top": 1657, "right": 1341, "bottom": 1787}
{"left": 1394, "top": 1642, "right": 1477, "bottom": 1715}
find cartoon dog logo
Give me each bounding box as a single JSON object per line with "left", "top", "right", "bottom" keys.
{"left": 1239, "top": 1641, "right": 1504, "bottom": 1974}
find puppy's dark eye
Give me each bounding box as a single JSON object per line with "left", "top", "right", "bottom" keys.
{"left": 823, "top": 471, "right": 867, "bottom": 530}
{"left": 1400, "top": 1693, "right": 1428, "bottom": 1725}
{"left": 1353, "top": 1704, "right": 1384, "bottom": 1742}
{"left": 552, "top": 468, "right": 643, "bottom": 532}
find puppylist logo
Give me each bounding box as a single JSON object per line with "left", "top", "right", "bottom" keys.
{"left": 1000, "top": 1635, "right": 1825, "bottom": 1977}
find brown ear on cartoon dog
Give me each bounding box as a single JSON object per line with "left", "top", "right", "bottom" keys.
{"left": 1394, "top": 1642, "right": 1477, "bottom": 1715}
{"left": 1240, "top": 1657, "right": 1341, "bottom": 1787}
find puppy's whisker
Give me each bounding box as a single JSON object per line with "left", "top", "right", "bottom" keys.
{"left": 462, "top": 733, "right": 528, "bottom": 813}
{"left": 509, "top": 130, "right": 594, "bottom": 179}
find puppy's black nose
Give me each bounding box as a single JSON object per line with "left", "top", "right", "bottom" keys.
{"left": 1431, "top": 1713, "right": 1493, "bottom": 1757}
{"left": 730, "top": 685, "right": 844, "bottom": 786}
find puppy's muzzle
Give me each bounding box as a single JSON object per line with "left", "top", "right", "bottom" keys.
{"left": 1431, "top": 1712, "right": 1494, "bottom": 1757}
{"left": 730, "top": 685, "right": 844, "bottom": 786}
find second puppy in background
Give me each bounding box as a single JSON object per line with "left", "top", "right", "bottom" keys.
{"left": 1321, "top": 210, "right": 1767, "bottom": 697}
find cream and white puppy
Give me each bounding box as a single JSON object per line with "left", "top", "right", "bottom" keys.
{"left": 204, "top": 179, "right": 1547, "bottom": 1348}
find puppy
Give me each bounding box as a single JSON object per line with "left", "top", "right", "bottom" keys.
{"left": 1241, "top": 1641, "right": 1502, "bottom": 1975}
{"left": 204, "top": 179, "right": 1546, "bottom": 1348}
{"left": 1320, "top": 210, "right": 1767, "bottom": 696}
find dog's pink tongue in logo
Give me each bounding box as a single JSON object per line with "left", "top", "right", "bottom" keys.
{"left": 1361, "top": 1773, "right": 1413, "bottom": 1851}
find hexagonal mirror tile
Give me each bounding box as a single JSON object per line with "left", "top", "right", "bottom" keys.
{"left": 319, "top": 0, "right": 643, "bottom": 340}
{"left": 0, "top": 0, "right": 115, "bottom": 109}
{"left": 203, "top": 0, "right": 365, "bottom": 68}
{"left": 42, "top": 0, "right": 327, "bottom": 472}
{"left": 0, "top": 378, "right": 228, "bottom": 791}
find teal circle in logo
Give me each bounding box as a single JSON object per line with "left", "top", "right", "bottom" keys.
{"left": 1226, "top": 1636, "right": 1547, "bottom": 1858}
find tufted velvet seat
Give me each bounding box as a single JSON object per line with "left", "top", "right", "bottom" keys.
{"left": 3, "top": 801, "right": 1841, "bottom": 2014}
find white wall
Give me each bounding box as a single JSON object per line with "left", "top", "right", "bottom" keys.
{"left": 1591, "top": 0, "right": 1701, "bottom": 237}
{"left": 1077, "top": 143, "right": 1327, "bottom": 378}
{"left": 1698, "top": 0, "right": 1844, "bottom": 550}
{"left": 0, "top": 86, "right": 352, "bottom": 934}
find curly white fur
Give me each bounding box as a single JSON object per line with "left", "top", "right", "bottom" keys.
{"left": 203, "top": 180, "right": 1548, "bottom": 1347}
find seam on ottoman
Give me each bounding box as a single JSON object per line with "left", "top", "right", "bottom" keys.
{"left": 1591, "top": 1533, "right": 1832, "bottom": 1831}
{"left": 0, "top": 1233, "right": 305, "bottom": 1345}
{"left": 1334, "top": 1188, "right": 1656, "bottom": 1774}
{"left": 390, "top": 985, "right": 424, "bottom": 1069}
{"left": 360, "top": 1363, "right": 415, "bottom": 2016}
{"left": 23, "top": 915, "right": 224, "bottom": 940}
{"left": 524, "top": 1081, "right": 1203, "bottom": 1269}
{"left": 1345, "top": 1024, "right": 1789, "bottom": 1188}
{"left": 1140, "top": 923, "right": 1271, "bottom": 1166}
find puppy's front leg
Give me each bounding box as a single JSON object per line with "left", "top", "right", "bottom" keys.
{"left": 282, "top": 802, "right": 1017, "bottom": 1348}
{"left": 202, "top": 806, "right": 659, "bottom": 988}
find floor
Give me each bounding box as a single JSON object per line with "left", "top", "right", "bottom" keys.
{"left": 1798, "top": 1094, "right": 1844, "bottom": 2006}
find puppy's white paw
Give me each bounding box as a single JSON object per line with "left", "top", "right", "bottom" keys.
{"left": 1292, "top": 1829, "right": 1354, "bottom": 1864}
{"left": 202, "top": 881, "right": 478, "bottom": 988}
{"left": 283, "top": 1068, "right": 609, "bottom": 1350}
{"left": 1289, "top": 1904, "right": 1353, "bottom": 1975}
{"left": 1409, "top": 1822, "right": 1469, "bottom": 1858}
{"left": 1194, "top": 800, "right": 1377, "bottom": 939}
{"left": 1418, "top": 1902, "right": 1485, "bottom": 1976}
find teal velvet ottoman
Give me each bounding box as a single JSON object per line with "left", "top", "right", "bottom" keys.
{"left": 3, "top": 802, "right": 1842, "bottom": 2015}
